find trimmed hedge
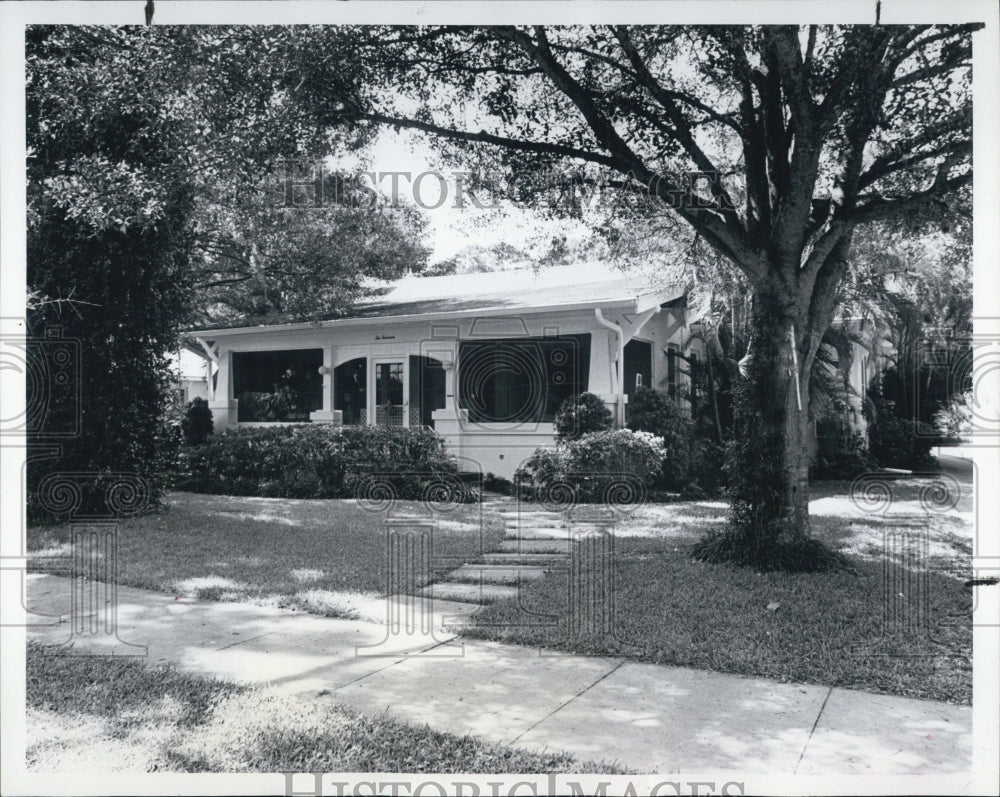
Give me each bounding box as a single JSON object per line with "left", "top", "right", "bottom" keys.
{"left": 175, "top": 424, "right": 475, "bottom": 501}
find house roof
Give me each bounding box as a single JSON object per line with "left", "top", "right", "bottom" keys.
{"left": 190, "top": 263, "right": 687, "bottom": 337}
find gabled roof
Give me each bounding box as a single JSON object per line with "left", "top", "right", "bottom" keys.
{"left": 190, "top": 262, "right": 686, "bottom": 336}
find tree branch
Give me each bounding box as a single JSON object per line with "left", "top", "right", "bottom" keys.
{"left": 363, "top": 112, "right": 619, "bottom": 168}
{"left": 848, "top": 168, "right": 972, "bottom": 225}
{"left": 498, "top": 26, "right": 644, "bottom": 172}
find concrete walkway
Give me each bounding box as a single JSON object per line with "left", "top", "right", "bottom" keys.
{"left": 25, "top": 573, "right": 971, "bottom": 775}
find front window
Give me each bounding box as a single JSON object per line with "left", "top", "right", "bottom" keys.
{"left": 233, "top": 349, "right": 323, "bottom": 422}
{"left": 458, "top": 334, "right": 590, "bottom": 424}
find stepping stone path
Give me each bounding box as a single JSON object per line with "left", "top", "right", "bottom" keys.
{"left": 418, "top": 508, "right": 614, "bottom": 617}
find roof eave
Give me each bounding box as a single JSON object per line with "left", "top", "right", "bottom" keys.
{"left": 187, "top": 290, "right": 685, "bottom": 338}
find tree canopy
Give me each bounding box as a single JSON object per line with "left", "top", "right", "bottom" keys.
{"left": 348, "top": 24, "right": 976, "bottom": 562}
{"left": 25, "top": 25, "right": 426, "bottom": 515}
{"left": 25, "top": 23, "right": 977, "bottom": 562}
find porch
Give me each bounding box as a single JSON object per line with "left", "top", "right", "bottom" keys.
{"left": 186, "top": 264, "right": 694, "bottom": 478}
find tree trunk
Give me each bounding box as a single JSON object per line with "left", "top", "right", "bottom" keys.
{"left": 727, "top": 279, "right": 812, "bottom": 548}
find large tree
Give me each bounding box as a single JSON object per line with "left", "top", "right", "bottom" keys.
{"left": 25, "top": 26, "right": 403, "bottom": 515}
{"left": 349, "top": 24, "right": 976, "bottom": 565}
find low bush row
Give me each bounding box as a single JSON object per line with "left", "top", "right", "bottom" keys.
{"left": 174, "top": 424, "right": 474, "bottom": 501}
{"left": 175, "top": 384, "right": 939, "bottom": 506}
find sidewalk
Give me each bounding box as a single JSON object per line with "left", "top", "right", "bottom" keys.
{"left": 24, "top": 574, "right": 971, "bottom": 775}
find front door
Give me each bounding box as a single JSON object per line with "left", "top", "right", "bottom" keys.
{"left": 374, "top": 360, "right": 406, "bottom": 426}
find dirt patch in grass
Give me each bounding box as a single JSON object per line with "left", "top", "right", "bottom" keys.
{"left": 628, "top": 475, "right": 973, "bottom": 577}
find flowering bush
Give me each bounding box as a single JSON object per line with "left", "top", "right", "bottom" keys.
{"left": 515, "top": 428, "right": 666, "bottom": 503}
{"left": 562, "top": 429, "right": 666, "bottom": 477}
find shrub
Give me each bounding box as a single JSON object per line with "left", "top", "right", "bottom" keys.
{"left": 562, "top": 429, "right": 666, "bottom": 478}
{"left": 554, "top": 392, "right": 613, "bottom": 440}
{"left": 810, "top": 418, "right": 871, "bottom": 480}
{"left": 686, "top": 437, "right": 727, "bottom": 498}
{"left": 867, "top": 414, "right": 936, "bottom": 471}
{"left": 626, "top": 386, "right": 695, "bottom": 492}
{"left": 865, "top": 388, "right": 935, "bottom": 470}
{"left": 176, "top": 424, "right": 474, "bottom": 501}
{"left": 483, "top": 472, "right": 514, "bottom": 496}
{"left": 515, "top": 429, "right": 666, "bottom": 503}
{"left": 934, "top": 390, "right": 973, "bottom": 443}
{"left": 181, "top": 397, "right": 214, "bottom": 447}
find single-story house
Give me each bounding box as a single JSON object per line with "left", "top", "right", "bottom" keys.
{"left": 184, "top": 263, "right": 703, "bottom": 479}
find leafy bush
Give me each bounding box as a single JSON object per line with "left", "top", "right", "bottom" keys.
{"left": 515, "top": 429, "right": 666, "bottom": 503}
{"left": 868, "top": 414, "right": 936, "bottom": 471}
{"left": 176, "top": 424, "right": 474, "bottom": 501}
{"left": 627, "top": 386, "right": 704, "bottom": 493}
{"left": 554, "top": 392, "right": 613, "bottom": 440}
{"left": 686, "top": 437, "right": 727, "bottom": 498}
{"left": 866, "top": 387, "right": 935, "bottom": 470}
{"left": 483, "top": 472, "right": 514, "bottom": 496}
{"left": 934, "top": 390, "right": 973, "bottom": 442}
{"left": 810, "top": 418, "right": 871, "bottom": 480}
{"left": 562, "top": 429, "right": 666, "bottom": 478}
{"left": 181, "top": 397, "right": 214, "bottom": 446}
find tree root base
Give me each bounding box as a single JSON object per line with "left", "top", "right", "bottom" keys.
{"left": 691, "top": 528, "right": 854, "bottom": 573}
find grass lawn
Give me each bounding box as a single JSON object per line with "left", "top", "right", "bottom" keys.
{"left": 27, "top": 468, "right": 973, "bottom": 706}
{"left": 28, "top": 492, "right": 504, "bottom": 618}
{"left": 460, "top": 468, "right": 974, "bottom": 705}
{"left": 460, "top": 540, "right": 971, "bottom": 704}
{"left": 25, "top": 643, "right": 628, "bottom": 774}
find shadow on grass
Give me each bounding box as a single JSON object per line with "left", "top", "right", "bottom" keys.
{"left": 461, "top": 537, "right": 971, "bottom": 705}
{"left": 691, "top": 528, "right": 853, "bottom": 573}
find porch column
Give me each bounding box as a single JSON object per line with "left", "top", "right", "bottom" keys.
{"left": 310, "top": 345, "right": 342, "bottom": 424}
{"left": 208, "top": 348, "right": 238, "bottom": 430}
{"left": 589, "top": 327, "right": 621, "bottom": 424}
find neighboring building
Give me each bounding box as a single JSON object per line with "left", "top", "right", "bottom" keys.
{"left": 184, "top": 263, "right": 703, "bottom": 479}
{"left": 168, "top": 342, "right": 216, "bottom": 407}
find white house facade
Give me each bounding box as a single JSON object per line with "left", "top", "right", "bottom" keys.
{"left": 186, "top": 263, "right": 702, "bottom": 479}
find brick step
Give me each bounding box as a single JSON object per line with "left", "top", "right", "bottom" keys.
{"left": 421, "top": 582, "right": 520, "bottom": 603}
